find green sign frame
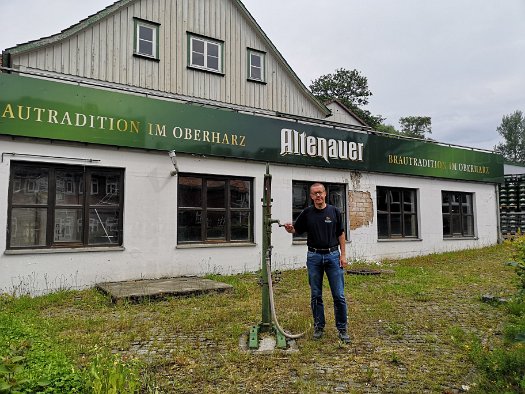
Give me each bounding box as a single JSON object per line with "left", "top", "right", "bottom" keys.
{"left": 0, "top": 73, "right": 503, "bottom": 183}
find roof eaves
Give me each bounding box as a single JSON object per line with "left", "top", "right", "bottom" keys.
{"left": 234, "top": 0, "right": 330, "bottom": 116}
{"left": 4, "top": 0, "right": 137, "bottom": 55}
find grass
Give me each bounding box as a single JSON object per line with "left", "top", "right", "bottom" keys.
{"left": 0, "top": 243, "right": 522, "bottom": 393}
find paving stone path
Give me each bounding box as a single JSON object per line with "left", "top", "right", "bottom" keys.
{"left": 113, "top": 284, "right": 508, "bottom": 393}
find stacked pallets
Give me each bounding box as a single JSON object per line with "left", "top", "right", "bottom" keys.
{"left": 499, "top": 174, "right": 525, "bottom": 238}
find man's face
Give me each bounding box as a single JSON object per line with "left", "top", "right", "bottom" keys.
{"left": 310, "top": 185, "right": 326, "bottom": 206}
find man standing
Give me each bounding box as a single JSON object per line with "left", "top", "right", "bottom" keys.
{"left": 284, "top": 183, "right": 350, "bottom": 343}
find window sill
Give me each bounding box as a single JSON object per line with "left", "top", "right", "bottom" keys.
{"left": 443, "top": 237, "right": 479, "bottom": 241}
{"left": 133, "top": 53, "right": 160, "bottom": 62}
{"left": 187, "top": 65, "right": 225, "bottom": 76}
{"left": 177, "top": 242, "right": 256, "bottom": 249}
{"left": 247, "top": 78, "right": 267, "bottom": 85}
{"left": 4, "top": 246, "right": 125, "bottom": 255}
{"left": 377, "top": 238, "right": 422, "bottom": 242}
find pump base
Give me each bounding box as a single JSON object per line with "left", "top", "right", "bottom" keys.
{"left": 244, "top": 324, "right": 292, "bottom": 352}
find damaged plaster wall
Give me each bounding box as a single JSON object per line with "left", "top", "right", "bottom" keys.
{"left": 348, "top": 171, "right": 374, "bottom": 230}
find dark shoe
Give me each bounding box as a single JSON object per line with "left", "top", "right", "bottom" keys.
{"left": 338, "top": 330, "right": 351, "bottom": 344}
{"left": 313, "top": 328, "right": 324, "bottom": 340}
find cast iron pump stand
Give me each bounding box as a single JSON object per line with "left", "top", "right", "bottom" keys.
{"left": 248, "top": 164, "right": 304, "bottom": 350}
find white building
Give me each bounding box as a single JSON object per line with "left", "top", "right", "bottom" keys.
{"left": 0, "top": 0, "right": 503, "bottom": 295}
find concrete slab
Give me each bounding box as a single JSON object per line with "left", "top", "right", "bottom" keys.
{"left": 96, "top": 276, "right": 233, "bottom": 303}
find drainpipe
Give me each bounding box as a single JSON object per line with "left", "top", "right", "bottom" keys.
{"left": 496, "top": 182, "right": 502, "bottom": 244}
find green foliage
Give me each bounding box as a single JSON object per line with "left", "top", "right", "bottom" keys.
{"left": 471, "top": 342, "right": 525, "bottom": 393}
{"left": 0, "top": 342, "right": 31, "bottom": 393}
{"left": 375, "top": 123, "right": 401, "bottom": 135}
{"left": 494, "top": 110, "right": 525, "bottom": 164}
{"left": 399, "top": 116, "right": 432, "bottom": 139}
{"left": 86, "top": 352, "right": 142, "bottom": 394}
{"left": 309, "top": 68, "right": 385, "bottom": 128}
{"left": 508, "top": 261, "right": 525, "bottom": 295}
{"left": 310, "top": 68, "right": 372, "bottom": 108}
{"left": 350, "top": 106, "right": 385, "bottom": 129}
{"left": 469, "top": 236, "right": 525, "bottom": 393}
{"left": 507, "top": 234, "right": 525, "bottom": 293}
{"left": 0, "top": 294, "right": 85, "bottom": 393}
{"left": 0, "top": 338, "right": 84, "bottom": 394}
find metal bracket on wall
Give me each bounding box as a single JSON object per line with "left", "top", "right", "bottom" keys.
{"left": 1, "top": 152, "right": 101, "bottom": 163}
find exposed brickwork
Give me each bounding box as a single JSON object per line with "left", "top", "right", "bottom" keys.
{"left": 349, "top": 190, "right": 374, "bottom": 230}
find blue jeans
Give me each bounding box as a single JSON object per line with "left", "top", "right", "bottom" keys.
{"left": 306, "top": 250, "right": 348, "bottom": 331}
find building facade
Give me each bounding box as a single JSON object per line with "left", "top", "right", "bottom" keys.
{"left": 0, "top": 0, "right": 503, "bottom": 295}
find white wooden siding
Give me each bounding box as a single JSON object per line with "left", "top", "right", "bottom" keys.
{"left": 326, "top": 102, "right": 365, "bottom": 126}
{"left": 10, "top": 0, "right": 325, "bottom": 119}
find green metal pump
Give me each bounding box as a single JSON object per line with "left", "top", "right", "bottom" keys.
{"left": 248, "top": 164, "right": 304, "bottom": 350}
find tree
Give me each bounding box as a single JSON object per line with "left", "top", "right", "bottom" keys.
{"left": 494, "top": 110, "right": 525, "bottom": 163}
{"left": 309, "top": 68, "right": 384, "bottom": 128}
{"left": 398, "top": 116, "right": 432, "bottom": 139}
{"left": 375, "top": 123, "right": 401, "bottom": 136}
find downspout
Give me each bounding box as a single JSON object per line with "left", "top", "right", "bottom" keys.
{"left": 495, "top": 182, "right": 502, "bottom": 243}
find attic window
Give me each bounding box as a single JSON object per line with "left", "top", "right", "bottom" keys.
{"left": 134, "top": 19, "right": 159, "bottom": 60}
{"left": 248, "top": 49, "right": 265, "bottom": 83}
{"left": 188, "top": 34, "right": 223, "bottom": 74}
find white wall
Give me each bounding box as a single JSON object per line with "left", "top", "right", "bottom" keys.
{"left": 268, "top": 166, "right": 499, "bottom": 269}
{"left": 0, "top": 139, "right": 499, "bottom": 295}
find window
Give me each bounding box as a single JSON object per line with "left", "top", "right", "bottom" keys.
{"left": 189, "top": 35, "right": 223, "bottom": 73}
{"left": 134, "top": 19, "right": 159, "bottom": 59}
{"left": 292, "top": 181, "right": 347, "bottom": 241}
{"left": 442, "top": 191, "right": 475, "bottom": 238}
{"left": 7, "top": 162, "right": 124, "bottom": 249}
{"left": 377, "top": 187, "right": 418, "bottom": 239}
{"left": 177, "top": 175, "right": 253, "bottom": 244}
{"left": 248, "top": 49, "right": 265, "bottom": 82}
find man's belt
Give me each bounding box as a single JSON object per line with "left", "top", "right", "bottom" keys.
{"left": 308, "top": 245, "right": 339, "bottom": 254}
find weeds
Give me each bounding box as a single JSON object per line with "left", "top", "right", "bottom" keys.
{"left": 465, "top": 236, "right": 525, "bottom": 393}
{"left": 0, "top": 244, "right": 520, "bottom": 393}
{"left": 0, "top": 341, "right": 31, "bottom": 393}
{"left": 87, "top": 351, "right": 142, "bottom": 394}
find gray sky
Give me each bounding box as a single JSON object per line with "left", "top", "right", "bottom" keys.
{"left": 1, "top": 0, "right": 524, "bottom": 151}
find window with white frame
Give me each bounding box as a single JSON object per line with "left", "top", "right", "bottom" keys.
{"left": 248, "top": 49, "right": 265, "bottom": 82}
{"left": 441, "top": 191, "right": 475, "bottom": 238}
{"left": 134, "top": 19, "right": 159, "bottom": 59}
{"left": 189, "top": 35, "right": 223, "bottom": 73}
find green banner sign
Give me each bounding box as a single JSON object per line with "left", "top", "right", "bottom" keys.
{"left": 0, "top": 73, "right": 503, "bottom": 183}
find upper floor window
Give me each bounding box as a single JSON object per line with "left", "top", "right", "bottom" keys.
{"left": 7, "top": 162, "right": 124, "bottom": 249}
{"left": 377, "top": 186, "right": 418, "bottom": 239}
{"left": 292, "top": 181, "right": 347, "bottom": 241}
{"left": 134, "top": 18, "right": 160, "bottom": 59}
{"left": 189, "top": 34, "right": 223, "bottom": 73}
{"left": 442, "top": 191, "right": 475, "bottom": 238}
{"left": 248, "top": 49, "right": 265, "bottom": 82}
{"left": 177, "top": 174, "right": 253, "bottom": 244}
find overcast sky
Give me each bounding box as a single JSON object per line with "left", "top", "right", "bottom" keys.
{"left": 1, "top": 0, "right": 524, "bottom": 151}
